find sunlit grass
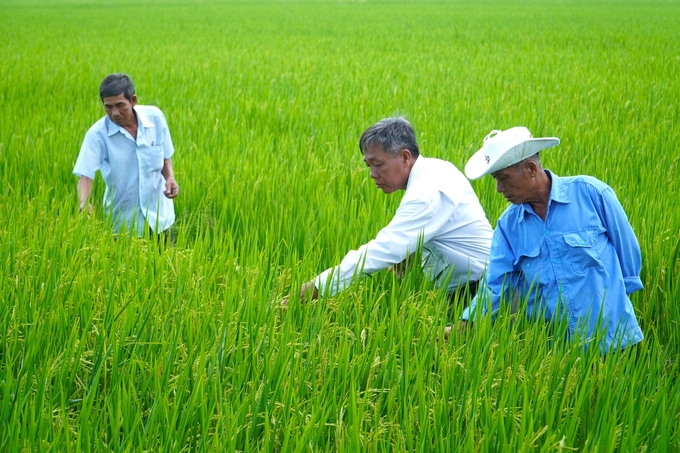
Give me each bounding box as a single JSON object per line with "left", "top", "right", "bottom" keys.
{"left": 1, "top": 0, "right": 679, "bottom": 451}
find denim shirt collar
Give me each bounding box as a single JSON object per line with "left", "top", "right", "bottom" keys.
{"left": 517, "top": 169, "right": 571, "bottom": 223}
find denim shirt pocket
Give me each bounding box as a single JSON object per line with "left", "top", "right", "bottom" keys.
{"left": 514, "top": 245, "right": 541, "bottom": 286}
{"left": 563, "top": 230, "right": 602, "bottom": 274}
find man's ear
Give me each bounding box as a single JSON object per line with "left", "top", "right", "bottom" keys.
{"left": 399, "top": 148, "right": 411, "bottom": 164}
{"left": 526, "top": 160, "right": 539, "bottom": 177}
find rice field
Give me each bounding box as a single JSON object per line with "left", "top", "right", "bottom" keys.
{"left": 1, "top": 0, "right": 679, "bottom": 451}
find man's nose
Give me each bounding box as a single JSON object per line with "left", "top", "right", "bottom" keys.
{"left": 370, "top": 169, "right": 378, "bottom": 179}
{"left": 496, "top": 181, "right": 504, "bottom": 193}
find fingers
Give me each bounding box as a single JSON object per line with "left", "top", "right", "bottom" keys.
{"left": 299, "top": 282, "right": 319, "bottom": 302}
{"left": 388, "top": 264, "right": 403, "bottom": 278}
{"left": 438, "top": 321, "right": 469, "bottom": 344}
{"left": 388, "top": 260, "right": 409, "bottom": 278}
{"left": 458, "top": 320, "right": 468, "bottom": 333}
{"left": 164, "top": 184, "right": 180, "bottom": 198}
{"left": 282, "top": 283, "right": 319, "bottom": 307}
{"left": 443, "top": 325, "right": 452, "bottom": 342}
{"left": 79, "top": 203, "right": 93, "bottom": 216}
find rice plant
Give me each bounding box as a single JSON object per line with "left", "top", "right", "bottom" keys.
{"left": 1, "top": 0, "right": 678, "bottom": 451}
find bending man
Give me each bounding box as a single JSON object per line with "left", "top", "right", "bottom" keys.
{"left": 460, "top": 127, "right": 643, "bottom": 351}
{"left": 290, "top": 117, "right": 493, "bottom": 303}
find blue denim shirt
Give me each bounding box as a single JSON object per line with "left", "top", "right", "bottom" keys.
{"left": 462, "top": 171, "right": 644, "bottom": 351}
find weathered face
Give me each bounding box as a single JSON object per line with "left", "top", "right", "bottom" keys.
{"left": 102, "top": 93, "right": 137, "bottom": 127}
{"left": 363, "top": 144, "right": 412, "bottom": 194}
{"left": 491, "top": 164, "right": 535, "bottom": 204}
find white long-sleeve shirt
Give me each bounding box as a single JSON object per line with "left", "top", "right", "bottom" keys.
{"left": 315, "top": 156, "right": 493, "bottom": 296}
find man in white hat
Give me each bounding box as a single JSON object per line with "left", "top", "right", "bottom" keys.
{"left": 458, "top": 127, "right": 644, "bottom": 352}
{"left": 286, "top": 117, "right": 493, "bottom": 305}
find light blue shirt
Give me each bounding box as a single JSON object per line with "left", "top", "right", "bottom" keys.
{"left": 73, "top": 105, "right": 175, "bottom": 235}
{"left": 462, "top": 171, "right": 644, "bottom": 352}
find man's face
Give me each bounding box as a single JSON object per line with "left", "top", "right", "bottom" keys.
{"left": 102, "top": 93, "right": 137, "bottom": 127}
{"left": 363, "top": 144, "right": 412, "bottom": 194}
{"left": 492, "top": 164, "right": 535, "bottom": 204}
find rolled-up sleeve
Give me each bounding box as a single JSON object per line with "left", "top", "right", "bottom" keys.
{"left": 597, "top": 187, "right": 643, "bottom": 295}
{"left": 462, "top": 226, "right": 522, "bottom": 321}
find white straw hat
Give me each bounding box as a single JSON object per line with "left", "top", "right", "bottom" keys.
{"left": 464, "top": 127, "right": 560, "bottom": 180}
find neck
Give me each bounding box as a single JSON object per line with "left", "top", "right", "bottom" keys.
{"left": 122, "top": 110, "right": 138, "bottom": 137}
{"left": 529, "top": 170, "right": 552, "bottom": 221}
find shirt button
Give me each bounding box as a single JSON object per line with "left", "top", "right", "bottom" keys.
{"left": 580, "top": 240, "right": 586, "bottom": 245}
{"left": 526, "top": 264, "right": 531, "bottom": 268}
{"left": 552, "top": 258, "right": 558, "bottom": 263}
{"left": 545, "top": 230, "right": 550, "bottom": 235}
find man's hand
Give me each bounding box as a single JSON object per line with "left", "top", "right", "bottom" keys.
{"left": 388, "top": 260, "right": 408, "bottom": 278}
{"left": 79, "top": 202, "right": 93, "bottom": 216}
{"left": 164, "top": 177, "right": 180, "bottom": 198}
{"left": 442, "top": 320, "right": 469, "bottom": 342}
{"left": 282, "top": 281, "right": 319, "bottom": 307}
{"left": 388, "top": 253, "right": 416, "bottom": 279}
{"left": 299, "top": 281, "right": 319, "bottom": 301}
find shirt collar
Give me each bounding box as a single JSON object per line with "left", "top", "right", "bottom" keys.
{"left": 105, "top": 107, "right": 153, "bottom": 137}
{"left": 517, "top": 169, "right": 571, "bottom": 222}
{"left": 405, "top": 155, "right": 424, "bottom": 191}
{"left": 545, "top": 170, "right": 570, "bottom": 204}
{"left": 105, "top": 116, "right": 121, "bottom": 136}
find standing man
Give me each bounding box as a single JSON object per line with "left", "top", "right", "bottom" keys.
{"left": 289, "top": 117, "right": 493, "bottom": 303}
{"left": 74, "top": 73, "right": 179, "bottom": 237}
{"left": 459, "top": 126, "right": 643, "bottom": 351}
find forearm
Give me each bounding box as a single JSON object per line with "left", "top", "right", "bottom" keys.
{"left": 316, "top": 199, "right": 439, "bottom": 296}
{"left": 461, "top": 277, "right": 520, "bottom": 322}
{"left": 161, "top": 158, "right": 175, "bottom": 180}
{"left": 77, "top": 176, "right": 93, "bottom": 210}
{"left": 316, "top": 235, "right": 421, "bottom": 296}
{"left": 314, "top": 256, "right": 364, "bottom": 297}
{"left": 462, "top": 228, "right": 522, "bottom": 322}
{"left": 161, "top": 158, "right": 180, "bottom": 198}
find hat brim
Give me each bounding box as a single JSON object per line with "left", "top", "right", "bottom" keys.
{"left": 464, "top": 137, "right": 560, "bottom": 180}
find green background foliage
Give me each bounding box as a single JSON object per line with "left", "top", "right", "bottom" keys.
{"left": 1, "top": 0, "right": 679, "bottom": 451}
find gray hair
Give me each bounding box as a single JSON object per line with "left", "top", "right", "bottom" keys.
{"left": 359, "top": 117, "right": 420, "bottom": 158}
{"left": 99, "top": 73, "right": 135, "bottom": 102}
{"left": 511, "top": 153, "right": 542, "bottom": 172}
